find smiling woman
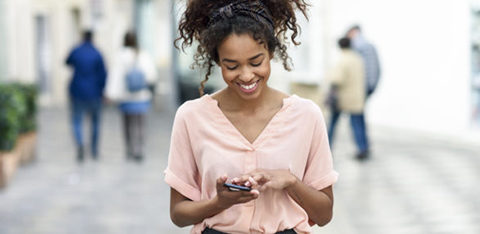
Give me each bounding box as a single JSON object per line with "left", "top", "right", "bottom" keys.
{"left": 165, "top": 1, "right": 338, "bottom": 233}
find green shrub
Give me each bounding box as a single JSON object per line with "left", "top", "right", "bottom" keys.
{"left": 0, "top": 82, "right": 37, "bottom": 151}
{"left": 11, "top": 83, "right": 38, "bottom": 133}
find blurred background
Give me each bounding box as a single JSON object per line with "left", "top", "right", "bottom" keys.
{"left": 1, "top": 0, "right": 480, "bottom": 234}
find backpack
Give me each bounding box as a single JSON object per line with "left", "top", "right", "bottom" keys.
{"left": 125, "top": 54, "right": 147, "bottom": 92}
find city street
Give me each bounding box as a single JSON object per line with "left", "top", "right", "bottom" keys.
{"left": 1, "top": 104, "right": 479, "bottom": 234}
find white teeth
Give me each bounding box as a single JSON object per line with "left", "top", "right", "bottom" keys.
{"left": 240, "top": 82, "right": 256, "bottom": 90}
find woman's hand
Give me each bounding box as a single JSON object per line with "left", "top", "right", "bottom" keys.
{"left": 232, "top": 170, "right": 334, "bottom": 226}
{"left": 233, "top": 169, "right": 298, "bottom": 192}
{"left": 214, "top": 175, "right": 259, "bottom": 209}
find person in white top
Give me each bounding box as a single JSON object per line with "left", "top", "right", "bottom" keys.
{"left": 106, "top": 31, "right": 157, "bottom": 161}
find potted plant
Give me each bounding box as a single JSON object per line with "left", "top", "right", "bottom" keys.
{"left": 0, "top": 83, "right": 25, "bottom": 187}
{"left": 13, "top": 83, "right": 38, "bottom": 165}
{"left": 0, "top": 83, "right": 37, "bottom": 188}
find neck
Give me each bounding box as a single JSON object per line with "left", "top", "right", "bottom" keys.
{"left": 222, "top": 86, "right": 273, "bottom": 113}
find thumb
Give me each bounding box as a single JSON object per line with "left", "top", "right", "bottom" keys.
{"left": 217, "top": 174, "right": 228, "bottom": 185}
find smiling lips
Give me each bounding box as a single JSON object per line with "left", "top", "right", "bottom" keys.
{"left": 238, "top": 80, "right": 259, "bottom": 93}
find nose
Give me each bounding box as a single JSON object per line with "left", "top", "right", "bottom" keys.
{"left": 239, "top": 67, "right": 255, "bottom": 82}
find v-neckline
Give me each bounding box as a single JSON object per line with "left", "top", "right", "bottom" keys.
{"left": 205, "top": 94, "right": 295, "bottom": 147}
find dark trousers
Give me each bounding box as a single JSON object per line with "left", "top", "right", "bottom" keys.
{"left": 122, "top": 113, "right": 145, "bottom": 159}
{"left": 70, "top": 97, "right": 102, "bottom": 157}
{"left": 328, "top": 107, "right": 369, "bottom": 153}
{"left": 202, "top": 227, "right": 296, "bottom": 234}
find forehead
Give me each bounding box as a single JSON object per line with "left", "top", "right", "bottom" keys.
{"left": 217, "top": 33, "right": 267, "bottom": 60}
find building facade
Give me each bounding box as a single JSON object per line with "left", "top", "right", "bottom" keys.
{"left": 1, "top": 0, "right": 173, "bottom": 106}
{"left": 1, "top": 0, "right": 479, "bottom": 137}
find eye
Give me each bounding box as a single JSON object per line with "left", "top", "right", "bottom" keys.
{"left": 226, "top": 65, "right": 238, "bottom": 70}
{"left": 251, "top": 60, "right": 262, "bottom": 67}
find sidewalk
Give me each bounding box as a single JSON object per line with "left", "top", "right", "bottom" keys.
{"left": 0, "top": 106, "right": 188, "bottom": 234}
{"left": 315, "top": 116, "right": 480, "bottom": 234}
{"left": 1, "top": 107, "right": 479, "bottom": 234}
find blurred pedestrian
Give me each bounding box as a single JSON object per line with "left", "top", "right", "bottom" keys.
{"left": 346, "top": 25, "right": 381, "bottom": 97}
{"left": 340, "top": 24, "right": 381, "bottom": 160}
{"left": 65, "top": 30, "right": 107, "bottom": 162}
{"left": 105, "top": 31, "right": 157, "bottom": 162}
{"left": 327, "top": 37, "right": 369, "bottom": 160}
{"left": 165, "top": 0, "right": 338, "bottom": 233}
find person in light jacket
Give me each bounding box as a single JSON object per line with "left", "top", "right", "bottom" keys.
{"left": 327, "top": 37, "right": 369, "bottom": 160}
{"left": 106, "top": 31, "right": 157, "bottom": 161}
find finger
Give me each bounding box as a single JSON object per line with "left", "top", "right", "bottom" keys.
{"left": 233, "top": 175, "right": 250, "bottom": 185}
{"left": 217, "top": 174, "right": 228, "bottom": 184}
{"left": 216, "top": 175, "right": 229, "bottom": 192}
{"left": 248, "top": 176, "right": 258, "bottom": 186}
{"left": 231, "top": 177, "right": 240, "bottom": 184}
{"left": 247, "top": 177, "right": 259, "bottom": 189}
{"left": 258, "top": 181, "right": 272, "bottom": 192}
{"left": 252, "top": 174, "right": 269, "bottom": 184}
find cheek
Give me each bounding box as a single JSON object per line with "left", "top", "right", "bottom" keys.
{"left": 258, "top": 63, "right": 271, "bottom": 78}
{"left": 221, "top": 67, "right": 236, "bottom": 83}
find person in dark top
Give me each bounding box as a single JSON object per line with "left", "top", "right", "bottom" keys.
{"left": 65, "top": 30, "right": 107, "bottom": 162}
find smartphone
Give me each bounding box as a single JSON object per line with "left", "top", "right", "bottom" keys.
{"left": 224, "top": 183, "right": 251, "bottom": 192}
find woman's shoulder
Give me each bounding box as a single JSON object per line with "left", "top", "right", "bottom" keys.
{"left": 175, "top": 95, "right": 216, "bottom": 119}
{"left": 287, "top": 95, "right": 323, "bottom": 115}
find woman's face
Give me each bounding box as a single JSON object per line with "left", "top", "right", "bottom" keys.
{"left": 217, "top": 33, "right": 271, "bottom": 101}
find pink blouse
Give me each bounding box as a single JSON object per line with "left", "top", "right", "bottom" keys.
{"left": 164, "top": 94, "right": 338, "bottom": 234}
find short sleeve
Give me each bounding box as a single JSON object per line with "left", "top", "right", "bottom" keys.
{"left": 302, "top": 107, "right": 338, "bottom": 190}
{"left": 164, "top": 105, "right": 201, "bottom": 201}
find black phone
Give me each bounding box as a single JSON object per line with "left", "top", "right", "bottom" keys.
{"left": 223, "top": 183, "right": 251, "bottom": 192}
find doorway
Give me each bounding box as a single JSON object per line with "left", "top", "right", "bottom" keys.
{"left": 35, "top": 15, "right": 52, "bottom": 96}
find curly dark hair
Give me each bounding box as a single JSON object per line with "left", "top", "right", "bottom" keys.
{"left": 175, "top": 0, "right": 309, "bottom": 95}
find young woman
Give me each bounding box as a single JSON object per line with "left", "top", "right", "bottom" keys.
{"left": 165, "top": 1, "right": 338, "bottom": 233}
{"left": 106, "top": 31, "right": 157, "bottom": 161}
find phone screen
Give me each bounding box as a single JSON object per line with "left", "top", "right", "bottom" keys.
{"left": 224, "top": 183, "right": 251, "bottom": 191}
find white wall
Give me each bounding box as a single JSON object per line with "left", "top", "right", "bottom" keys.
{"left": 5, "top": 0, "right": 36, "bottom": 83}
{"left": 326, "top": 0, "right": 472, "bottom": 135}
{"left": 0, "top": 0, "right": 7, "bottom": 79}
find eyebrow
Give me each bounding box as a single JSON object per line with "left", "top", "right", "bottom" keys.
{"left": 221, "top": 53, "right": 264, "bottom": 63}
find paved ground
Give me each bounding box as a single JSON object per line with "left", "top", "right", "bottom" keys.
{"left": 1, "top": 104, "right": 480, "bottom": 234}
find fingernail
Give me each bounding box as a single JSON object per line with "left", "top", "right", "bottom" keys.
{"left": 251, "top": 189, "right": 260, "bottom": 195}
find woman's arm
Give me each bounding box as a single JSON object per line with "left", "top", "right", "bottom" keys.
{"left": 170, "top": 175, "right": 260, "bottom": 227}
{"left": 170, "top": 188, "right": 224, "bottom": 227}
{"left": 285, "top": 178, "right": 333, "bottom": 226}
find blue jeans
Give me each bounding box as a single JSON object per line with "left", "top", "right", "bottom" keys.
{"left": 328, "top": 107, "right": 369, "bottom": 153}
{"left": 70, "top": 98, "right": 102, "bottom": 156}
